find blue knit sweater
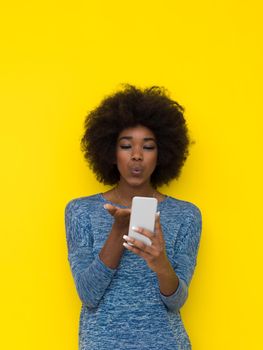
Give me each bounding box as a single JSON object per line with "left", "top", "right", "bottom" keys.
{"left": 65, "top": 193, "right": 202, "bottom": 350}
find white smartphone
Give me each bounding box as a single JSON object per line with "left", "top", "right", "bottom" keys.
{"left": 128, "top": 196, "right": 158, "bottom": 246}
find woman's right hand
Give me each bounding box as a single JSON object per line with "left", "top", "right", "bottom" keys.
{"left": 99, "top": 204, "right": 131, "bottom": 268}
{"left": 104, "top": 203, "right": 131, "bottom": 233}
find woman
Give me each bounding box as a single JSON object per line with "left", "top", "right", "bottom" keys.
{"left": 65, "top": 85, "right": 202, "bottom": 350}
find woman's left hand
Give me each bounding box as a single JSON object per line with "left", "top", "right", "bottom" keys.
{"left": 123, "top": 213, "right": 170, "bottom": 274}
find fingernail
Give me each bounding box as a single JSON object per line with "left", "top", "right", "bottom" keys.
{"left": 103, "top": 204, "right": 109, "bottom": 209}
{"left": 156, "top": 211, "right": 160, "bottom": 217}
{"left": 123, "top": 242, "right": 129, "bottom": 248}
{"left": 132, "top": 226, "right": 138, "bottom": 231}
{"left": 123, "top": 235, "right": 130, "bottom": 241}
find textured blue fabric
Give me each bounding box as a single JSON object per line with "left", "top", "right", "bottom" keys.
{"left": 65, "top": 193, "right": 202, "bottom": 350}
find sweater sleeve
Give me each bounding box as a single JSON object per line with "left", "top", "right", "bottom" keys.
{"left": 160, "top": 206, "right": 202, "bottom": 313}
{"left": 65, "top": 200, "right": 117, "bottom": 309}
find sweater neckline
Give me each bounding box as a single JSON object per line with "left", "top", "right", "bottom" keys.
{"left": 98, "top": 192, "right": 170, "bottom": 209}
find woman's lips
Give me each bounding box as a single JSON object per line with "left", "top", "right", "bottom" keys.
{"left": 130, "top": 167, "right": 143, "bottom": 176}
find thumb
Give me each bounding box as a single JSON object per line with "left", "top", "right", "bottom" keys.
{"left": 154, "top": 211, "right": 161, "bottom": 233}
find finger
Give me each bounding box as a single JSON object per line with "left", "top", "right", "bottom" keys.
{"left": 115, "top": 208, "right": 131, "bottom": 218}
{"left": 131, "top": 226, "right": 155, "bottom": 239}
{"left": 154, "top": 213, "right": 163, "bottom": 236}
{"left": 104, "top": 204, "right": 131, "bottom": 216}
{"left": 103, "top": 203, "right": 118, "bottom": 216}
{"left": 123, "top": 235, "right": 153, "bottom": 252}
{"left": 123, "top": 242, "right": 152, "bottom": 259}
{"left": 154, "top": 211, "right": 161, "bottom": 226}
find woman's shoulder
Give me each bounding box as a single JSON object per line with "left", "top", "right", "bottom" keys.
{"left": 64, "top": 193, "right": 104, "bottom": 217}
{"left": 163, "top": 195, "right": 202, "bottom": 221}
{"left": 162, "top": 196, "right": 202, "bottom": 235}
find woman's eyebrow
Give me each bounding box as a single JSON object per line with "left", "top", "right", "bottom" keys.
{"left": 118, "top": 136, "right": 156, "bottom": 142}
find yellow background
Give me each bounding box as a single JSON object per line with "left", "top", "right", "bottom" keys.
{"left": 0, "top": 1, "right": 262, "bottom": 349}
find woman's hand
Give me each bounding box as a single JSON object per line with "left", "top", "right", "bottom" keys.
{"left": 123, "top": 213, "right": 170, "bottom": 274}
{"left": 99, "top": 204, "right": 131, "bottom": 270}
{"left": 104, "top": 203, "right": 131, "bottom": 233}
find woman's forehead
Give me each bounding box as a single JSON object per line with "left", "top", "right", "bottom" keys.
{"left": 118, "top": 125, "right": 156, "bottom": 140}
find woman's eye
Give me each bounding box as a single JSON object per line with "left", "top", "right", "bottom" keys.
{"left": 144, "top": 145, "right": 155, "bottom": 150}
{"left": 119, "top": 144, "right": 155, "bottom": 150}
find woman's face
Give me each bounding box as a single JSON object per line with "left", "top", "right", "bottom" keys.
{"left": 116, "top": 125, "right": 158, "bottom": 188}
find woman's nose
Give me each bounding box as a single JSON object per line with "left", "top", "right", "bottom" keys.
{"left": 131, "top": 148, "right": 143, "bottom": 160}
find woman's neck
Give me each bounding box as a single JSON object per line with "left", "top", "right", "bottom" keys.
{"left": 116, "top": 181, "right": 156, "bottom": 199}
{"left": 102, "top": 179, "right": 166, "bottom": 208}
{"left": 109, "top": 181, "right": 157, "bottom": 207}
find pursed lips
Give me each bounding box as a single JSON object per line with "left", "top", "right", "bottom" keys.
{"left": 130, "top": 166, "right": 143, "bottom": 175}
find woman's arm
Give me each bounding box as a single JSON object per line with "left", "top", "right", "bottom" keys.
{"left": 123, "top": 206, "right": 202, "bottom": 313}
{"left": 155, "top": 260, "right": 180, "bottom": 296}
{"left": 98, "top": 203, "right": 131, "bottom": 269}
{"left": 158, "top": 208, "right": 202, "bottom": 312}
{"left": 65, "top": 201, "right": 129, "bottom": 309}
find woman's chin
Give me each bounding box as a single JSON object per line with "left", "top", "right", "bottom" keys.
{"left": 121, "top": 176, "right": 151, "bottom": 188}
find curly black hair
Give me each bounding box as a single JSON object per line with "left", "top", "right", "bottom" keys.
{"left": 80, "top": 84, "right": 192, "bottom": 187}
